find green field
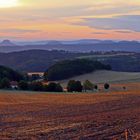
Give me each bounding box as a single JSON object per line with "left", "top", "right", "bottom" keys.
{"left": 59, "top": 70, "right": 140, "bottom": 87}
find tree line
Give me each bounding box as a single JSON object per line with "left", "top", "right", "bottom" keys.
{"left": 0, "top": 78, "right": 110, "bottom": 93}
{"left": 0, "top": 59, "right": 111, "bottom": 92}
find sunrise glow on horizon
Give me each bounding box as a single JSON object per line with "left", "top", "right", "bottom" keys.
{"left": 0, "top": 0, "right": 140, "bottom": 41}
{"left": 0, "top": 0, "right": 19, "bottom": 8}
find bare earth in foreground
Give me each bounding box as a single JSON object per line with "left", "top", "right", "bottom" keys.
{"left": 0, "top": 85, "right": 140, "bottom": 140}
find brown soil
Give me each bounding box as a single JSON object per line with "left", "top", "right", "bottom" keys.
{"left": 0, "top": 86, "right": 140, "bottom": 140}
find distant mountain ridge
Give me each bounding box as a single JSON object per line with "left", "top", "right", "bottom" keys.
{"left": 0, "top": 40, "right": 16, "bottom": 47}
{"left": 0, "top": 39, "right": 140, "bottom": 53}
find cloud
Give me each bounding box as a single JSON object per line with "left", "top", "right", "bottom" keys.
{"left": 77, "top": 15, "right": 140, "bottom": 32}
{"left": 0, "top": 29, "right": 41, "bottom": 33}
{"left": 115, "top": 30, "right": 133, "bottom": 34}
{"left": 0, "top": 0, "right": 140, "bottom": 40}
{"left": 91, "top": 32, "right": 107, "bottom": 35}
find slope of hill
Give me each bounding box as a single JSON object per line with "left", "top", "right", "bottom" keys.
{"left": 0, "top": 50, "right": 139, "bottom": 72}
{"left": 59, "top": 70, "right": 140, "bottom": 86}
{"left": 0, "top": 50, "right": 80, "bottom": 72}
{"left": 0, "top": 65, "right": 23, "bottom": 81}
{"left": 45, "top": 59, "right": 111, "bottom": 81}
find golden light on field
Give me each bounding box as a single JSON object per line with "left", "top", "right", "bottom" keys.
{"left": 0, "top": 0, "right": 18, "bottom": 8}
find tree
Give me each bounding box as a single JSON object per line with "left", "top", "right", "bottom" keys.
{"left": 94, "top": 84, "right": 98, "bottom": 90}
{"left": 45, "top": 82, "right": 63, "bottom": 92}
{"left": 123, "top": 86, "right": 126, "bottom": 90}
{"left": 67, "top": 80, "right": 76, "bottom": 92}
{"left": 55, "top": 83, "right": 63, "bottom": 92}
{"left": 29, "top": 82, "right": 43, "bottom": 91}
{"left": 67, "top": 80, "right": 83, "bottom": 92}
{"left": 75, "top": 81, "right": 83, "bottom": 92}
{"left": 104, "top": 83, "right": 110, "bottom": 90}
{"left": 83, "top": 80, "right": 94, "bottom": 91}
{"left": 18, "top": 81, "right": 29, "bottom": 90}
{"left": 0, "top": 78, "right": 10, "bottom": 89}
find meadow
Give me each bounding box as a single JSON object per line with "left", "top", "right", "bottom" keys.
{"left": 59, "top": 70, "right": 140, "bottom": 87}
{"left": 0, "top": 83, "right": 140, "bottom": 140}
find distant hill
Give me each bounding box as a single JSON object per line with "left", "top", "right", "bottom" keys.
{"left": 0, "top": 50, "right": 140, "bottom": 72}
{"left": 0, "top": 50, "right": 80, "bottom": 72}
{"left": 0, "top": 39, "right": 140, "bottom": 53}
{"left": 59, "top": 70, "right": 140, "bottom": 87}
{"left": 45, "top": 59, "right": 111, "bottom": 81}
{"left": 47, "top": 40, "right": 62, "bottom": 45}
{"left": 0, "top": 40, "right": 16, "bottom": 47}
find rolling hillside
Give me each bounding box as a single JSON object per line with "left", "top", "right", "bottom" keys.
{"left": 0, "top": 50, "right": 140, "bottom": 72}
{"left": 59, "top": 70, "right": 140, "bottom": 86}
{"left": 0, "top": 50, "right": 79, "bottom": 72}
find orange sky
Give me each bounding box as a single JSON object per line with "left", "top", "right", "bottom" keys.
{"left": 0, "top": 0, "right": 140, "bottom": 41}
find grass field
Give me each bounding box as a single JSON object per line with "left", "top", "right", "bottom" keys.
{"left": 59, "top": 70, "right": 140, "bottom": 87}
{"left": 0, "top": 83, "right": 140, "bottom": 140}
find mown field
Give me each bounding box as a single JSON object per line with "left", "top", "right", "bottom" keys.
{"left": 59, "top": 70, "right": 140, "bottom": 87}
{"left": 0, "top": 83, "right": 140, "bottom": 140}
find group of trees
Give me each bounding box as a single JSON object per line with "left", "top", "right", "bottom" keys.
{"left": 45, "top": 59, "right": 111, "bottom": 81}
{"left": 18, "top": 81, "right": 63, "bottom": 92}
{"left": 0, "top": 78, "right": 110, "bottom": 92}
{"left": 67, "top": 80, "right": 110, "bottom": 92}
{"left": 0, "top": 63, "right": 111, "bottom": 92}
{"left": 67, "top": 80, "right": 83, "bottom": 92}
{"left": 0, "top": 65, "right": 24, "bottom": 89}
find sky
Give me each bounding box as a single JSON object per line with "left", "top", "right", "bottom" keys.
{"left": 0, "top": 0, "right": 140, "bottom": 41}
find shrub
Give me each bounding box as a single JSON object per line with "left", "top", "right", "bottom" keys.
{"left": 83, "top": 80, "right": 94, "bottom": 91}
{"left": 104, "top": 83, "right": 110, "bottom": 90}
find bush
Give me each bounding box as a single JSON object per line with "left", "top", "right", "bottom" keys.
{"left": 83, "top": 80, "right": 94, "bottom": 91}
{"left": 67, "top": 80, "right": 83, "bottom": 92}
{"left": 18, "top": 81, "right": 29, "bottom": 90}
{"left": 104, "top": 83, "right": 110, "bottom": 90}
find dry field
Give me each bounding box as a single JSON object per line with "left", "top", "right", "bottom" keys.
{"left": 0, "top": 84, "right": 140, "bottom": 140}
